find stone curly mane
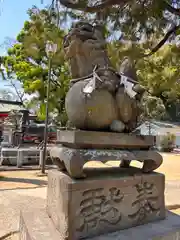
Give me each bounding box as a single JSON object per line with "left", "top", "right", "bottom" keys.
{"left": 63, "top": 22, "right": 112, "bottom": 79}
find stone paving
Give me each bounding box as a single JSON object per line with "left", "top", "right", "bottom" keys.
{"left": 165, "top": 181, "right": 180, "bottom": 208}
{"left": 5, "top": 233, "right": 19, "bottom": 240}
{"left": 0, "top": 153, "right": 180, "bottom": 238}
{"left": 0, "top": 187, "right": 46, "bottom": 238}
{"left": 0, "top": 176, "right": 180, "bottom": 238}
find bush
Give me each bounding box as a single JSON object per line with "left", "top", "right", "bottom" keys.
{"left": 160, "top": 133, "right": 176, "bottom": 152}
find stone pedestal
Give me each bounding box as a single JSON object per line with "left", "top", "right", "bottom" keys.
{"left": 56, "top": 130, "right": 155, "bottom": 149}
{"left": 46, "top": 170, "right": 165, "bottom": 239}
{"left": 50, "top": 130, "right": 163, "bottom": 178}
{"left": 19, "top": 169, "right": 180, "bottom": 240}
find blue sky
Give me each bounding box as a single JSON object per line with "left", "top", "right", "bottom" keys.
{"left": 0, "top": 0, "right": 51, "bottom": 92}
{"left": 0, "top": 0, "right": 51, "bottom": 55}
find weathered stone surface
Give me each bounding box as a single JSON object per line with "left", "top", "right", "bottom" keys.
{"left": 65, "top": 83, "right": 119, "bottom": 130}
{"left": 50, "top": 146, "right": 163, "bottom": 178}
{"left": 110, "top": 120, "right": 125, "bottom": 133}
{"left": 57, "top": 130, "right": 155, "bottom": 149}
{"left": 91, "top": 212, "right": 180, "bottom": 240}
{"left": 19, "top": 210, "right": 60, "bottom": 240}
{"left": 19, "top": 209, "right": 180, "bottom": 240}
{"left": 46, "top": 170, "right": 165, "bottom": 239}
{"left": 63, "top": 22, "right": 143, "bottom": 133}
{"left": 1, "top": 147, "right": 50, "bottom": 166}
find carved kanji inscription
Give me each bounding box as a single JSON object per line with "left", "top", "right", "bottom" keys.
{"left": 128, "top": 182, "right": 160, "bottom": 223}
{"left": 77, "top": 187, "right": 124, "bottom": 233}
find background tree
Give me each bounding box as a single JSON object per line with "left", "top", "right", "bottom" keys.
{"left": 108, "top": 41, "right": 180, "bottom": 121}
{"left": 2, "top": 6, "right": 69, "bottom": 126}
{"left": 160, "top": 132, "right": 176, "bottom": 152}
{"left": 47, "top": 0, "right": 180, "bottom": 122}
{"left": 3, "top": 1, "right": 180, "bottom": 126}
{"left": 53, "top": 0, "right": 180, "bottom": 45}
{"left": 137, "top": 44, "right": 180, "bottom": 121}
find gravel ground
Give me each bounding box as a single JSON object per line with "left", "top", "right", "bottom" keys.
{"left": 1, "top": 153, "right": 180, "bottom": 239}
{"left": 0, "top": 187, "right": 46, "bottom": 237}
{"left": 0, "top": 179, "right": 180, "bottom": 238}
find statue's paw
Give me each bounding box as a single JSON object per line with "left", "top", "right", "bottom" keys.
{"left": 110, "top": 120, "right": 125, "bottom": 133}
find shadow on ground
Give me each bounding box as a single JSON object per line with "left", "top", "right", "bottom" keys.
{"left": 0, "top": 177, "right": 47, "bottom": 185}
{"left": 0, "top": 177, "right": 47, "bottom": 191}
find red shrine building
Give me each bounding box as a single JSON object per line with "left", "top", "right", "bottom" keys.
{"left": 0, "top": 100, "right": 24, "bottom": 120}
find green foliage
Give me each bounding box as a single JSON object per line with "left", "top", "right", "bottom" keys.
{"left": 2, "top": 6, "right": 70, "bottom": 126}
{"left": 137, "top": 45, "right": 180, "bottom": 99}
{"left": 108, "top": 41, "right": 180, "bottom": 121}
{"left": 46, "top": 0, "right": 180, "bottom": 123}
{"left": 137, "top": 44, "right": 180, "bottom": 120}
{"left": 51, "top": 0, "right": 180, "bottom": 44}
{"left": 2, "top": 3, "right": 180, "bottom": 125}
{"left": 139, "top": 93, "right": 168, "bottom": 122}
{"left": 160, "top": 133, "right": 176, "bottom": 152}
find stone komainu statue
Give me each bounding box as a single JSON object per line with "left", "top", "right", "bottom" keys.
{"left": 64, "top": 21, "right": 145, "bottom": 132}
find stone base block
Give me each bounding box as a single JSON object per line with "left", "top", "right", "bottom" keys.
{"left": 57, "top": 130, "right": 155, "bottom": 149}
{"left": 46, "top": 170, "right": 165, "bottom": 239}
{"left": 19, "top": 210, "right": 180, "bottom": 240}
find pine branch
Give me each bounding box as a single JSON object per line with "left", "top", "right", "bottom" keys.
{"left": 56, "top": 0, "right": 180, "bottom": 18}
{"left": 57, "top": 0, "right": 129, "bottom": 12}
{"left": 143, "top": 24, "right": 180, "bottom": 57}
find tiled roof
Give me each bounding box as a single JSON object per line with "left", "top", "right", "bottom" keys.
{"left": 136, "top": 120, "right": 180, "bottom": 136}
{"left": 151, "top": 120, "right": 180, "bottom": 128}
